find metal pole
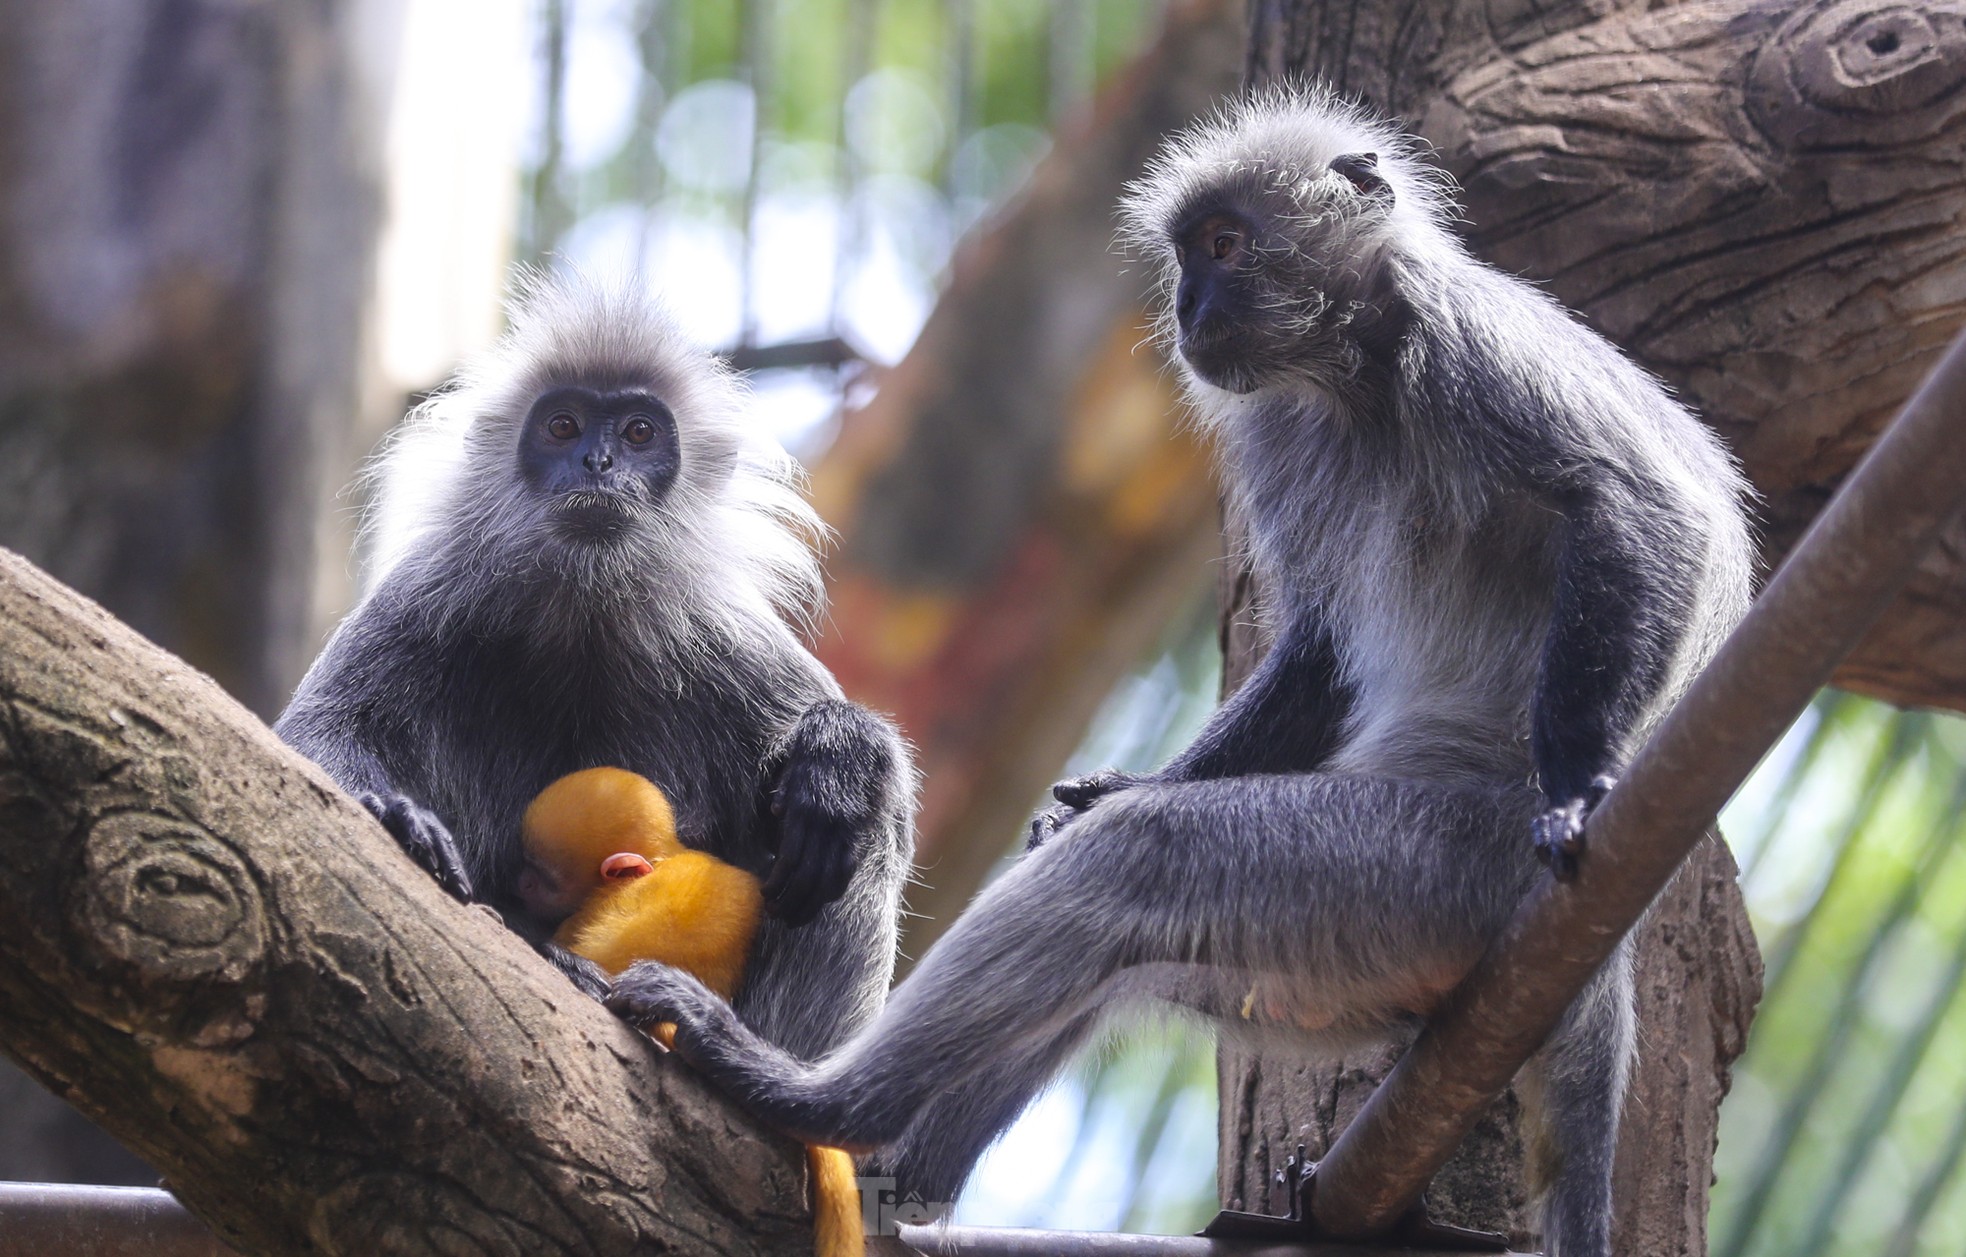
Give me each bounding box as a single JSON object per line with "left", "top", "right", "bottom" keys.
{"left": 0, "top": 1183, "right": 236, "bottom": 1256}
{"left": 1307, "top": 327, "right": 1966, "bottom": 1238}
{"left": 0, "top": 1183, "right": 1518, "bottom": 1257}
{"left": 896, "top": 1223, "right": 1526, "bottom": 1255}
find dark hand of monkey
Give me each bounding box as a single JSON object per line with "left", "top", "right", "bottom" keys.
{"left": 764, "top": 744, "right": 872, "bottom": 927}
{"left": 1532, "top": 775, "right": 1618, "bottom": 882}
{"left": 360, "top": 791, "right": 474, "bottom": 901}
{"left": 1026, "top": 768, "right": 1148, "bottom": 850}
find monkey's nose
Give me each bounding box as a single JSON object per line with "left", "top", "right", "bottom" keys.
{"left": 584, "top": 450, "right": 614, "bottom": 473}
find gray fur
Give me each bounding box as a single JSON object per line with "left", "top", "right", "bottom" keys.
{"left": 608, "top": 89, "right": 1752, "bottom": 1256}
{"left": 277, "top": 271, "right": 916, "bottom": 1058}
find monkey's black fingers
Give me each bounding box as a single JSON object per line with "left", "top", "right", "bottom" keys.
{"left": 607, "top": 962, "right": 723, "bottom": 1045}
{"left": 542, "top": 943, "right": 611, "bottom": 1002}
{"left": 1586, "top": 774, "right": 1619, "bottom": 810}
{"left": 1027, "top": 800, "right": 1085, "bottom": 851}
{"left": 763, "top": 811, "right": 859, "bottom": 927}
{"left": 1051, "top": 768, "right": 1145, "bottom": 811}
{"left": 359, "top": 791, "right": 474, "bottom": 901}
{"left": 1531, "top": 799, "right": 1589, "bottom": 883}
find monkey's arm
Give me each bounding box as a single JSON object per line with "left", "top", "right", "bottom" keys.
{"left": 1031, "top": 616, "right": 1350, "bottom": 844}
{"left": 764, "top": 698, "right": 909, "bottom": 927}
{"left": 1162, "top": 614, "right": 1351, "bottom": 780}
{"left": 1530, "top": 464, "right": 1704, "bottom": 877}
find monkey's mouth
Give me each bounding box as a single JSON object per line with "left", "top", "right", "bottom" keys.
{"left": 1179, "top": 336, "right": 1259, "bottom": 394}
{"left": 552, "top": 491, "right": 645, "bottom": 539}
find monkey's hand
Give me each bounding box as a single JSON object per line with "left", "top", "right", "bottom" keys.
{"left": 607, "top": 961, "right": 734, "bottom": 1055}
{"left": 765, "top": 700, "right": 897, "bottom": 927}
{"left": 1531, "top": 775, "right": 1617, "bottom": 882}
{"left": 1027, "top": 768, "right": 1149, "bottom": 850}
{"left": 359, "top": 791, "right": 474, "bottom": 901}
{"left": 543, "top": 942, "right": 612, "bottom": 1002}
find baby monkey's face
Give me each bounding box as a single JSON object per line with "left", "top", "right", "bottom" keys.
{"left": 516, "top": 852, "right": 590, "bottom": 925}
{"left": 518, "top": 849, "right": 656, "bottom": 925}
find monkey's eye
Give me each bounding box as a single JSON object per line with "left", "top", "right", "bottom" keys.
{"left": 621, "top": 416, "right": 656, "bottom": 446}
{"left": 1212, "top": 231, "right": 1239, "bottom": 261}
{"left": 545, "top": 412, "right": 580, "bottom": 440}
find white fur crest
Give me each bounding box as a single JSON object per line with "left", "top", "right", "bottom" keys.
{"left": 361, "top": 269, "right": 828, "bottom": 635}
{"left": 1119, "top": 84, "right": 1460, "bottom": 263}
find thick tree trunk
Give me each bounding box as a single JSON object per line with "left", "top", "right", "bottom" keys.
{"left": 0, "top": 550, "right": 815, "bottom": 1256}
{"left": 0, "top": 0, "right": 389, "bottom": 1183}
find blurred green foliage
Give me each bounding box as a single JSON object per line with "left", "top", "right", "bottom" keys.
{"left": 523, "top": 0, "right": 1166, "bottom": 264}
{"left": 1715, "top": 695, "right": 1966, "bottom": 1257}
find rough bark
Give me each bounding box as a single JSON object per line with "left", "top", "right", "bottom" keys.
{"left": 0, "top": 550, "right": 815, "bottom": 1256}
{"left": 0, "top": 0, "right": 389, "bottom": 1187}
{"left": 808, "top": 0, "right": 1244, "bottom": 964}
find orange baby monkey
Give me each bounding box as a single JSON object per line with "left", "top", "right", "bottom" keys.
{"left": 519, "top": 768, "right": 863, "bottom": 1257}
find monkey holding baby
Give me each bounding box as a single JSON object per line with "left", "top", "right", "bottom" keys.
{"left": 276, "top": 274, "right": 916, "bottom": 1064}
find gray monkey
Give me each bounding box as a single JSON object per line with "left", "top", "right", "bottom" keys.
{"left": 276, "top": 274, "right": 915, "bottom": 1059}
{"left": 607, "top": 89, "right": 1754, "bottom": 1256}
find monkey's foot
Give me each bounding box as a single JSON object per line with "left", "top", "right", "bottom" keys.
{"left": 1531, "top": 775, "right": 1617, "bottom": 882}
{"left": 360, "top": 792, "right": 474, "bottom": 901}
{"left": 1027, "top": 768, "right": 1147, "bottom": 850}
{"left": 607, "top": 962, "right": 732, "bottom": 1052}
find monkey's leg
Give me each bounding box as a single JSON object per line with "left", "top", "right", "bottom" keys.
{"left": 613, "top": 774, "right": 1536, "bottom": 1154}
{"left": 1519, "top": 935, "right": 1634, "bottom": 1257}
{"left": 861, "top": 1008, "right": 1104, "bottom": 1207}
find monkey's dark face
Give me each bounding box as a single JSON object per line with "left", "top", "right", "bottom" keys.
{"left": 1174, "top": 210, "right": 1266, "bottom": 392}
{"left": 516, "top": 385, "right": 682, "bottom": 542}
{"left": 1152, "top": 152, "right": 1405, "bottom": 396}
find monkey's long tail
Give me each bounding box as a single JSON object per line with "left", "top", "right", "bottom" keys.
{"left": 809, "top": 1145, "right": 864, "bottom": 1257}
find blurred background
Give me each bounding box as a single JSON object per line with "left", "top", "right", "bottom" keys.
{"left": 1, "top": 1, "right": 1964, "bottom": 1252}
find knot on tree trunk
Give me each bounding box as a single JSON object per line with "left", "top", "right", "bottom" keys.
{"left": 1748, "top": 1, "right": 1966, "bottom": 147}
{"left": 75, "top": 813, "right": 268, "bottom": 988}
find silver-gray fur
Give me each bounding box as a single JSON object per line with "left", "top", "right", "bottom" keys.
{"left": 276, "top": 272, "right": 916, "bottom": 1059}
{"left": 607, "top": 89, "right": 1753, "bottom": 1256}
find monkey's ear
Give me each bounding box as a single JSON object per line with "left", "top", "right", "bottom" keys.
{"left": 601, "top": 852, "right": 656, "bottom": 880}
{"left": 1330, "top": 152, "right": 1394, "bottom": 208}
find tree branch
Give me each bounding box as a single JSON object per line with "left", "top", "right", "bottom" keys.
{"left": 0, "top": 548, "right": 815, "bottom": 1255}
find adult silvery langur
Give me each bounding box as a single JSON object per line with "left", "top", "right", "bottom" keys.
{"left": 278, "top": 274, "right": 916, "bottom": 1060}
